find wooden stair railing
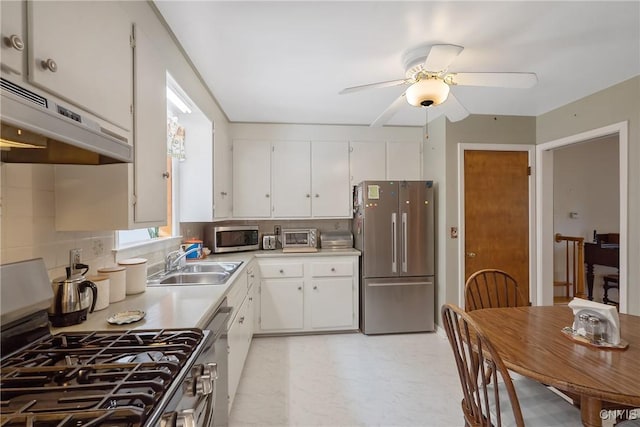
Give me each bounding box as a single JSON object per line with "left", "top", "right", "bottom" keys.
{"left": 554, "top": 233, "right": 585, "bottom": 303}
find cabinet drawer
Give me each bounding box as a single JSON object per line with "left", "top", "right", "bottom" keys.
{"left": 260, "top": 263, "right": 304, "bottom": 278}
{"left": 310, "top": 261, "right": 353, "bottom": 277}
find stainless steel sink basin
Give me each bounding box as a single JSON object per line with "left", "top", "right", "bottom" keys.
{"left": 157, "top": 272, "right": 230, "bottom": 285}
{"left": 147, "top": 261, "right": 243, "bottom": 286}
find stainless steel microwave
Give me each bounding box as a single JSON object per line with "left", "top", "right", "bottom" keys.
{"left": 205, "top": 225, "right": 259, "bottom": 253}
{"left": 281, "top": 228, "right": 318, "bottom": 252}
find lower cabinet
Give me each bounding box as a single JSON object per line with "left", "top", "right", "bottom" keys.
{"left": 256, "top": 255, "right": 359, "bottom": 334}
{"left": 227, "top": 261, "right": 257, "bottom": 412}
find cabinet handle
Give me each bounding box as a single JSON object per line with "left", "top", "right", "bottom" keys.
{"left": 250, "top": 274, "right": 254, "bottom": 278}
{"left": 297, "top": 286, "right": 302, "bottom": 290}
{"left": 331, "top": 267, "right": 336, "bottom": 272}
{"left": 279, "top": 269, "right": 284, "bottom": 274}
{"left": 265, "top": 194, "right": 270, "bottom": 198}
{"left": 239, "top": 316, "right": 245, "bottom": 324}
{"left": 249, "top": 297, "right": 253, "bottom": 301}
{"left": 313, "top": 285, "right": 318, "bottom": 290}
{"left": 306, "top": 194, "right": 310, "bottom": 198}
{"left": 41, "top": 58, "right": 58, "bottom": 72}
{"left": 315, "top": 194, "right": 320, "bottom": 198}
{"left": 6, "top": 35, "right": 24, "bottom": 51}
{"left": 162, "top": 172, "right": 170, "bottom": 178}
{"left": 220, "top": 191, "right": 228, "bottom": 196}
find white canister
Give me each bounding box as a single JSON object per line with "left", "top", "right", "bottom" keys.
{"left": 118, "top": 258, "right": 148, "bottom": 295}
{"left": 97, "top": 265, "right": 127, "bottom": 302}
{"left": 87, "top": 275, "right": 110, "bottom": 311}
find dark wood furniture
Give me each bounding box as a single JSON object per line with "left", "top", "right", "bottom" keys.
{"left": 603, "top": 274, "right": 620, "bottom": 306}
{"left": 584, "top": 235, "right": 619, "bottom": 301}
{"left": 554, "top": 233, "right": 585, "bottom": 303}
{"left": 466, "top": 306, "right": 640, "bottom": 427}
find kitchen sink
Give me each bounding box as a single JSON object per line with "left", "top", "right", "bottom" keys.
{"left": 147, "top": 261, "right": 243, "bottom": 286}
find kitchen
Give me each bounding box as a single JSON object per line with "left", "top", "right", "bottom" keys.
{"left": 1, "top": 1, "right": 640, "bottom": 426}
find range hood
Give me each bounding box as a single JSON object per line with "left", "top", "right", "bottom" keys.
{"left": 0, "top": 78, "right": 133, "bottom": 165}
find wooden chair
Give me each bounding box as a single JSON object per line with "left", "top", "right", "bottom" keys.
{"left": 441, "top": 304, "right": 582, "bottom": 427}
{"left": 464, "top": 269, "right": 528, "bottom": 312}
{"left": 603, "top": 273, "right": 619, "bottom": 307}
{"left": 553, "top": 233, "right": 585, "bottom": 304}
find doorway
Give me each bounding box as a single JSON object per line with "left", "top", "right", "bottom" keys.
{"left": 458, "top": 144, "right": 536, "bottom": 307}
{"left": 536, "top": 122, "right": 628, "bottom": 312}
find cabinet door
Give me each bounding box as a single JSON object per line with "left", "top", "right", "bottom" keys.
{"left": 232, "top": 139, "right": 272, "bottom": 217}
{"left": 1, "top": 1, "right": 24, "bottom": 77}
{"left": 27, "top": 1, "right": 132, "bottom": 130}
{"left": 214, "top": 126, "right": 233, "bottom": 219}
{"left": 133, "top": 24, "right": 167, "bottom": 224}
{"left": 311, "top": 141, "right": 351, "bottom": 217}
{"left": 260, "top": 280, "right": 304, "bottom": 331}
{"left": 387, "top": 141, "right": 422, "bottom": 180}
{"left": 350, "top": 141, "right": 386, "bottom": 185}
{"left": 228, "top": 297, "right": 249, "bottom": 410}
{"left": 272, "top": 140, "right": 310, "bottom": 217}
{"left": 309, "top": 278, "right": 354, "bottom": 329}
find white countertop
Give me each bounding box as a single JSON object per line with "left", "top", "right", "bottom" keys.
{"left": 51, "top": 248, "right": 359, "bottom": 334}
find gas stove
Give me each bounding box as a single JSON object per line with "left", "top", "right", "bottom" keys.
{"left": 1, "top": 327, "right": 207, "bottom": 425}
{"left": 0, "top": 258, "right": 230, "bottom": 427}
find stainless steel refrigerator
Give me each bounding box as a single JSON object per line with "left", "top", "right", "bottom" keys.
{"left": 353, "top": 181, "right": 435, "bottom": 334}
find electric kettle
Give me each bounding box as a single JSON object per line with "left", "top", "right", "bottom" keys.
{"left": 48, "top": 266, "right": 97, "bottom": 327}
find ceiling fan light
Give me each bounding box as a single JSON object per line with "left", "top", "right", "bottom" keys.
{"left": 405, "top": 78, "right": 450, "bottom": 107}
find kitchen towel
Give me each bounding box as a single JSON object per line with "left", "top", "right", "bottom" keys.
{"left": 568, "top": 297, "right": 620, "bottom": 345}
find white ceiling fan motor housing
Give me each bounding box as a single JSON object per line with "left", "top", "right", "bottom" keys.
{"left": 405, "top": 78, "right": 450, "bottom": 107}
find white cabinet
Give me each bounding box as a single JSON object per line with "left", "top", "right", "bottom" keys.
{"left": 227, "top": 261, "right": 258, "bottom": 411}
{"left": 272, "top": 141, "right": 311, "bottom": 217}
{"left": 311, "top": 141, "right": 351, "bottom": 217}
{"left": 232, "top": 139, "right": 272, "bottom": 218}
{"left": 214, "top": 126, "right": 233, "bottom": 219}
{"left": 256, "top": 255, "right": 359, "bottom": 334}
{"left": 350, "top": 140, "right": 422, "bottom": 183}
{"left": 387, "top": 141, "right": 422, "bottom": 180}
{"left": 1, "top": 1, "right": 25, "bottom": 77}
{"left": 54, "top": 22, "right": 167, "bottom": 230}
{"left": 350, "top": 141, "right": 386, "bottom": 184}
{"left": 232, "top": 139, "right": 351, "bottom": 218}
{"left": 27, "top": 1, "right": 133, "bottom": 131}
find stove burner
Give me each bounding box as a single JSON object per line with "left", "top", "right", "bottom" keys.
{"left": 1, "top": 329, "right": 203, "bottom": 426}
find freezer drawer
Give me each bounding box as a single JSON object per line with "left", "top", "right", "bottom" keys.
{"left": 361, "top": 276, "right": 434, "bottom": 335}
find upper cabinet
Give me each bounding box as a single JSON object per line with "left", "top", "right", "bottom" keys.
{"left": 54, "top": 21, "right": 167, "bottom": 231}
{"left": 213, "top": 125, "right": 233, "bottom": 219}
{"left": 311, "top": 141, "right": 351, "bottom": 217}
{"left": 1, "top": 1, "right": 25, "bottom": 77}
{"left": 232, "top": 139, "right": 351, "bottom": 219}
{"left": 233, "top": 139, "right": 272, "bottom": 218}
{"left": 26, "top": 1, "right": 133, "bottom": 132}
{"left": 350, "top": 140, "right": 423, "bottom": 184}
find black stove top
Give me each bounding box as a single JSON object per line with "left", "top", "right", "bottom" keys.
{"left": 1, "top": 328, "right": 204, "bottom": 426}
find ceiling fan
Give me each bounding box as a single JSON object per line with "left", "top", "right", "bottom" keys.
{"left": 339, "top": 44, "right": 538, "bottom": 127}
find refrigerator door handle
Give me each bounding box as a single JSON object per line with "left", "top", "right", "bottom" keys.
{"left": 367, "top": 281, "right": 433, "bottom": 287}
{"left": 391, "top": 212, "right": 397, "bottom": 273}
{"left": 402, "top": 212, "right": 408, "bottom": 273}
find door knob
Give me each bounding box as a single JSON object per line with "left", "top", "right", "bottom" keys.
{"left": 467, "top": 252, "right": 477, "bottom": 258}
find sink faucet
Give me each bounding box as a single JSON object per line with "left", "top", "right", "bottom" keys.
{"left": 165, "top": 247, "right": 201, "bottom": 273}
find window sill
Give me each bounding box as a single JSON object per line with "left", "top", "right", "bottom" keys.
{"left": 113, "top": 236, "right": 183, "bottom": 263}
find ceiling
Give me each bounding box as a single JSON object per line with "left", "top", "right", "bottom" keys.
{"left": 154, "top": 1, "right": 640, "bottom": 127}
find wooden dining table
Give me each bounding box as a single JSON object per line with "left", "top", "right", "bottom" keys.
{"left": 465, "top": 306, "right": 640, "bottom": 427}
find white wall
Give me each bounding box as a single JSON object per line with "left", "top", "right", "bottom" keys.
{"left": 552, "top": 135, "right": 619, "bottom": 301}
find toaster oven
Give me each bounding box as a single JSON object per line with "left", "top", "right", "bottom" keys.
{"left": 281, "top": 228, "right": 318, "bottom": 253}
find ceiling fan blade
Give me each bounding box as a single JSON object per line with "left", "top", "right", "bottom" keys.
{"left": 370, "top": 93, "right": 407, "bottom": 127}
{"left": 339, "top": 79, "right": 408, "bottom": 94}
{"left": 443, "top": 92, "right": 469, "bottom": 122}
{"left": 450, "top": 72, "right": 538, "bottom": 88}
{"left": 423, "top": 44, "right": 464, "bottom": 72}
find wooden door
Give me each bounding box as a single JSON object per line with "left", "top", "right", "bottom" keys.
{"left": 464, "top": 150, "right": 530, "bottom": 302}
